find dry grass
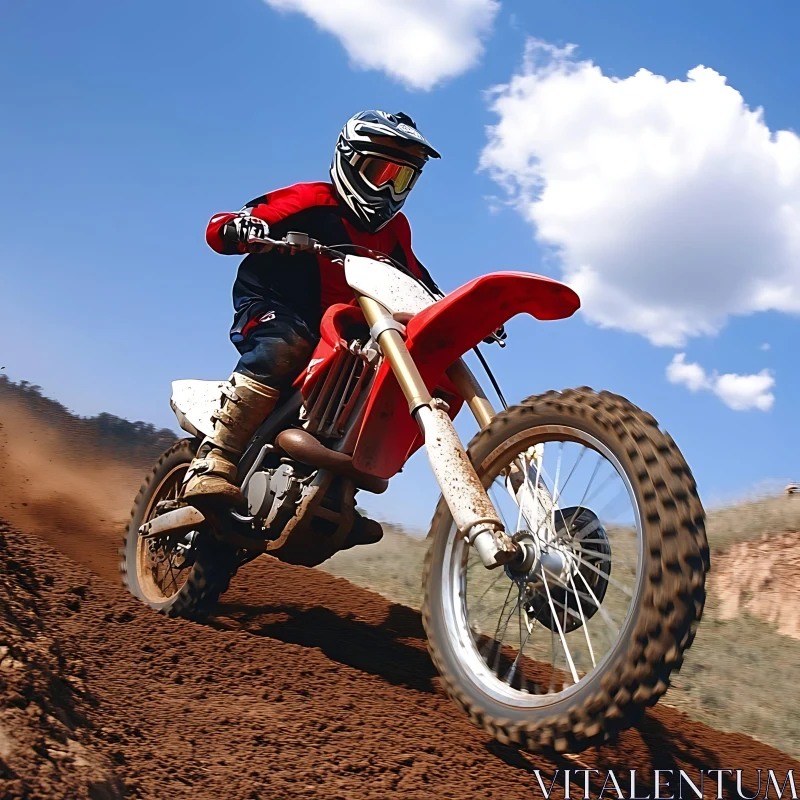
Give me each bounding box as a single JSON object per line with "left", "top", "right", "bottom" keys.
{"left": 705, "top": 493, "right": 800, "bottom": 554}
{"left": 322, "top": 523, "right": 427, "bottom": 610}
{"left": 668, "top": 612, "right": 800, "bottom": 758}
{"left": 324, "top": 494, "right": 800, "bottom": 611}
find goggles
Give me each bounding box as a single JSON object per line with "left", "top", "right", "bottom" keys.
{"left": 359, "top": 156, "right": 419, "bottom": 195}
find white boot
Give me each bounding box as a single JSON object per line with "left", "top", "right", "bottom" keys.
{"left": 183, "top": 373, "right": 279, "bottom": 507}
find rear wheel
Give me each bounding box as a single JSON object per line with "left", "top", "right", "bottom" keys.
{"left": 121, "top": 438, "right": 238, "bottom": 618}
{"left": 422, "top": 388, "right": 708, "bottom": 753}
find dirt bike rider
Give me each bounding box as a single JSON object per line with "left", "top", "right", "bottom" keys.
{"left": 181, "top": 110, "right": 442, "bottom": 510}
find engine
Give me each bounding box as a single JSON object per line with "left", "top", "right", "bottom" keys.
{"left": 244, "top": 463, "right": 307, "bottom": 528}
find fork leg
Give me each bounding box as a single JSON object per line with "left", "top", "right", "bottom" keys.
{"left": 358, "top": 296, "right": 518, "bottom": 567}
{"left": 446, "top": 359, "right": 496, "bottom": 429}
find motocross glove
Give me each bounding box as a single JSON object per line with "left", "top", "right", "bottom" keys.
{"left": 483, "top": 325, "right": 507, "bottom": 346}
{"left": 221, "top": 214, "right": 273, "bottom": 254}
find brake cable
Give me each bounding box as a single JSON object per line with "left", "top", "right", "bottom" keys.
{"left": 473, "top": 345, "right": 509, "bottom": 411}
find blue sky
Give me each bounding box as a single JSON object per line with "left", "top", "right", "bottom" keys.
{"left": 1, "top": 0, "right": 798, "bottom": 529}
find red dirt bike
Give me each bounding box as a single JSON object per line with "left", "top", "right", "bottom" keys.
{"left": 122, "top": 232, "right": 708, "bottom": 753}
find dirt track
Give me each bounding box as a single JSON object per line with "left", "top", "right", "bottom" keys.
{"left": 1, "top": 398, "right": 799, "bottom": 799}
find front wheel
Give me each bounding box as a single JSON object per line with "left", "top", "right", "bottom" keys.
{"left": 422, "top": 388, "right": 708, "bottom": 753}
{"left": 121, "top": 438, "right": 239, "bottom": 618}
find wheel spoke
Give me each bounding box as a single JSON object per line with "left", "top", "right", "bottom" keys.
{"left": 488, "top": 484, "right": 514, "bottom": 535}
{"left": 164, "top": 555, "right": 178, "bottom": 595}
{"left": 576, "top": 536, "right": 637, "bottom": 567}
{"left": 478, "top": 582, "right": 515, "bottom": 659}
{"left": 574, "top": 549, "right": 613, "bottom": 563}
{"left": 573, "top": 567, "right": 620, "bottom": 635}
{"left": 580, "top": 470, "right": 622, "bottom": 515}
{"left": 507, "top": 605, "right": 533, "bottom": 685}
{"left": 489, "top": 586, "right": 524, "bottom": 673}
{"left": 570, "top": 551, "right": 634, "bottom": 597}
{"left": 554, "top": 445, "right": 586, "bottom": 505}
{"left": 591, "top": 485, "right": 632, "bottom": 523}
{"left": 492, "top": 584, "right": 520, "bottom": 644}
{"left": 568, "top": 572, "right": 596, "bottom": 668}
{"left": 509, "top": 452, "right": 552, "bottom": 538}
{"left": 541, "top": 566, "right": 579, "bottom": 685}
{"left": 471, "top": 571, "right": 508, "bottom": 605}
{"left": 136, "top": 464, "right": 194, "bottom": 603}
{"left": 536, "top": 458, "right": 600, "bottom": 543}
{"left": 447, "top": 422, "right": 646, "bottom": 711}
{"left": 569, "top": 453, "right": 604, "bottom": 530}
{"left": 552, "top": 441, "right": 564, "bottom": 509}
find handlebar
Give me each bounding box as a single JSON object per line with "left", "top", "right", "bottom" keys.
{"left": 249, "top": 232, "right": 438, "bottom": 295}
{"left": 249, "top": 232, "right": 506, "bottom": 346}
{"left": 247, "top": 232, "right": 346, "bottom": 261}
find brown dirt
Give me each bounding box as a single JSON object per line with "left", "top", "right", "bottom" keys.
{"left": 1, "top": 397, "right": 799, "bottom": 799}
{"left": 714, "top": 530, "right": 800, "bottom": 639}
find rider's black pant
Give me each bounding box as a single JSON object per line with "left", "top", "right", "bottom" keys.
{"left": 231, "top": 300, "right": 318, "bottom": 392}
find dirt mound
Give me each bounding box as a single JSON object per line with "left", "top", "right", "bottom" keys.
{"left": 714, "top": 530, "right": 800, "bottom": 639}
{"left": 2, "top": 391, "right": 800, "bottom": 798}
{"left": 0, "top": 522, "right": 797, "bottom": 800}
{"left": 0, "top": 525, "right": 125, "bottom": 799}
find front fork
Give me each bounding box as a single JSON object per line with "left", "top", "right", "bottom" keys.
{"left": 358, "top": 296, "right": 518, "bottom": 568}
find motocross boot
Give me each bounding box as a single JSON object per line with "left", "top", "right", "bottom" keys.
{"left": 182, "top": 372, "right": 279, "bottom": 508}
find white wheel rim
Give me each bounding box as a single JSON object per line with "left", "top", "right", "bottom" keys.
{"left": 440, "top": 425, "right": 645, "bottom": 708}
{"left": 136, "top": 463, "right": 194, "bottom": 604}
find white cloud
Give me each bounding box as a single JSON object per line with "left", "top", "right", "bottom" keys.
{"left": 760, "top": 342, "right": 771, "bottom": 351}
{"left": 714, "top": 371, "right": 776, "bottom": 411}
{"left": 666, "top": 353, "right": 709, "bottom": 393}
{"left": 262, "top": 0, "right": 500, "bottom": 90}
{"left": 666, "top": 353, "right": 775, "bottom": 411}
{"left": 481, "top": 40, "right": 800, "bottom": 346}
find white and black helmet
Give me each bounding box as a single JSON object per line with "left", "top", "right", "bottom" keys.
{"left": 330, "top": 110, "right": 441, "bottom": 233}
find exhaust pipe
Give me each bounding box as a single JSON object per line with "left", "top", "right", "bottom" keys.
{"left": 275, "top": 429, "right": 388, "bottom": 494}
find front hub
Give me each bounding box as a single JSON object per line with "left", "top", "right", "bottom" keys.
{"left": 506, "top": 508, "right": 613, "bottom": 634}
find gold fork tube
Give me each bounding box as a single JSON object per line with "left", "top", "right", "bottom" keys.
{"left": 358, "top": 296, "right": 432, "bottom": 412}
{"left": 446, "top": 359, "right": 496, "bottom": 429}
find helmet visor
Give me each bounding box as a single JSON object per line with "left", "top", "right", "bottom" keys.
{"left": 360, "top": 157, "right": 419, "bottom": 194}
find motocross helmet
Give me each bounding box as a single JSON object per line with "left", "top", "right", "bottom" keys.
{"left": 330, "top": 110, "right": 441, "bottom": 233}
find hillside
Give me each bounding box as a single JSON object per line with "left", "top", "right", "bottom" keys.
{"left": 0, "top": 376, "right": 176, "bottom": 466}
{"left": 2, "top": 377, "right": 800, "bottom": 762}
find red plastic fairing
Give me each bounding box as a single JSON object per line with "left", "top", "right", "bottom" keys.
{"left": 319, "top": 303, "right": 363, "bottom": 347}
{"left": 351, "top": 272, "right": 580, "bottom": 479}
{"left": 295, "top": 303, "right": 366, "bottom": 400}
